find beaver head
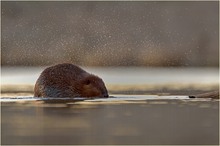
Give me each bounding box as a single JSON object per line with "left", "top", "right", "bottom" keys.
{"left": 76, "top": 74, "right": 109, "bottom": 98}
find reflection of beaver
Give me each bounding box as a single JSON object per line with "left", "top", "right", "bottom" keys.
{"left": 34, "top": 63, "right": 108, "bottom": 98}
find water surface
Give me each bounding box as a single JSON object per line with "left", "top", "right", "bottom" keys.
{"left": 1, "top": 96, "right": 219, "bottom": 145}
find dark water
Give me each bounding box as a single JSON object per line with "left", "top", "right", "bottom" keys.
{"left": 1, "top": 97, "right": 219, "bottom": 145}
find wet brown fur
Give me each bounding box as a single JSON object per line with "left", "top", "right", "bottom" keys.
{"left": 34, "top": 63, "right": 108, "bottom": 98}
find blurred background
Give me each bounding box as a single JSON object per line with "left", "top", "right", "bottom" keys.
{"left": 1, "top": 1, "right": 219, "bottom": 67}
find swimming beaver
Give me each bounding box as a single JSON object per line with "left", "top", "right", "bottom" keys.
{"left": 34, "top": 63, "right": 109, "bottom": 98}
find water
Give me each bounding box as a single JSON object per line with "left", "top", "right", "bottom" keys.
{"left": 1, "top": 67, "right": 219, "bottom": 145}
{"left": 1, "top": 97, "right": 219, "bottom": 145}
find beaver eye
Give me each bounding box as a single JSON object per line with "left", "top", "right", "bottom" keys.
{"left": 85, "top": 80, "right": 91, "bottom": 85}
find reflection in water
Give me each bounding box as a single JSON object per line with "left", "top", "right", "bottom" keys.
{"left": 1, "top": 100, "right": 219, "bottom": 145}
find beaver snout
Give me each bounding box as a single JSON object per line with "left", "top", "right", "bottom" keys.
{"left": 100, "top": 87, "right": 109, "bottom": 97}
{"left": 102, "top": 93, "right": 109, "bottom": 98}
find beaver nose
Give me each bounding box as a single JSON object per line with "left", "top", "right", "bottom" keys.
{"left": 103, "top": 93, "right": 109, "bottom": 98}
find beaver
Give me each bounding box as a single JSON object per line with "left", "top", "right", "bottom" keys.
{"left": 34, "top": 63, "right": 108, "bottom": 98}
